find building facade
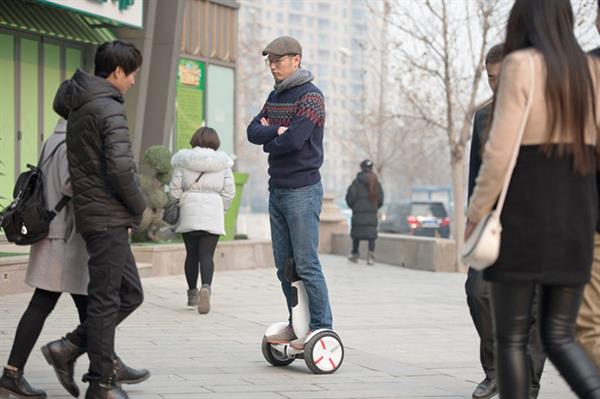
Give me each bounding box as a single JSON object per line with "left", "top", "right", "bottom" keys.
{"left": 0, "top": 0, "right": 238, "bottom": 206}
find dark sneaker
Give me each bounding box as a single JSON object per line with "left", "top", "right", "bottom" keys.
{"left": 290, "top": 330, "right": 313, "bottom": 350}
{"left": 187, "top": 288, "right": 199, "bottom": 307}
{"left": 472, "top": 378, "right": 497, "bottom": 399}
{"left": 266, "top": 325, "right": 297, "bottom": 344}
{"left": 198, "top": 284, "right": 211, "bottom": 314}
{"left": 0, "top": 367, "right": 47, "bottom": 398}
{"left": 347, "top": 253, "right": 359, "bottom": 263}
{"left": 114, "top": 357, "right": 151, "bottom": 385}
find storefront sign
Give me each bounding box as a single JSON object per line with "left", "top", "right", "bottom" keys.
{"left": 36, "top": 0, "right": 143, "bottom": 28}
{"left": 176, "top": 58, "right": 205, "bottom": 151}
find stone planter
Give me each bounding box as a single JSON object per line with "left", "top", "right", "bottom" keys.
{"left": 0, "top": 239, "right": 274, "bottom": 296}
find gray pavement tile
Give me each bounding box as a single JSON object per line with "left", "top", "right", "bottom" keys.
{"left": 0, "top": 255, "right": 577, "bottom": 398}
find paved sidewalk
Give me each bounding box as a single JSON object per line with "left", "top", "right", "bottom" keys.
{"left": 0, "top": 255, "right": 575, "bottom": 398}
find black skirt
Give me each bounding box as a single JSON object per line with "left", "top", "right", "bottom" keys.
{"left": 484, "top": 145, "right": 597, "bottom": 285}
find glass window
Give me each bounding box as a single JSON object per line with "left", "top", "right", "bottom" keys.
{"left": 351, "top": 68, "right": 363, "bottom": 80}
{"left": 290, "top": 0, "right": 304, "bottom": 10}
{"left": 351, "top": 84, "right": 363, "bottom": 95}
{"left": 318, "top": 50, "right": 330, "bottom": 60}
{"left": 318, "top": 18, "right": 331, "bottom": 30}
{"left": 290, "top": 28, "right": 302, "bottom": 39}
{"left": 352, "top": 8, "right": 365, "bottom": 20}
{"left": 317, "top": 65, "right": 330, "bottom": 77}
{"left": 289, "top": 14, "right": 302, "bottom": 25}
{"left": 319, "top": 2, "right": 331, "bottom": 12}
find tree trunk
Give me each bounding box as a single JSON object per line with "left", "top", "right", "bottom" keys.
{"left": 450, "top": 154, "right": 467, "bottom": 273}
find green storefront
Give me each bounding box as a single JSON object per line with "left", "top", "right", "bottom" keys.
{"left": 0, "top": 0, "right": 119, "bottom": 206}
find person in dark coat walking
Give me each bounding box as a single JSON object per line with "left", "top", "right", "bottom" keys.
{"left": 345, "top": 160, "right": 384, "bottom": 265}
{"left": 0, "top": 119, "right": 148, "bottom": 399}
{"left": 41, "top": 40, "right": 148, "bottom": 399}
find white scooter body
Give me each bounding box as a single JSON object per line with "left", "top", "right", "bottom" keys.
{"left": 291, "top": 280, "right": 311, "bottom": 339}
{"left": 262, "top": 266, "right": 344, "bottom": 374}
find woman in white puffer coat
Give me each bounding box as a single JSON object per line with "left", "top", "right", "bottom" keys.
{"left": 170, "top": 127, "right": 235, "bottom": 314}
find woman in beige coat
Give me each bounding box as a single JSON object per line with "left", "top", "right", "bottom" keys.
{"left": 465, "top": 0, "right": 600, "bottom": 398}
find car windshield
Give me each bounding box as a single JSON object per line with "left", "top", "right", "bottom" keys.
{"left": 410, "top": 203, "right": 447, "bottom": 218}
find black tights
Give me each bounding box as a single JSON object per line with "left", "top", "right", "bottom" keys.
{"left": 182, "top": 231, "right": 219, "bottom": 289}
{"left": 492, "top": 282, "right": 600, "bottom": 399}
{"left": 7, "top": 288, "right": 88, "bottom": 370}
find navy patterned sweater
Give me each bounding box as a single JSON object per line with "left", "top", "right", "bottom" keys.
{"left": 247, "top": 81, "right": 325, "bottom": 189}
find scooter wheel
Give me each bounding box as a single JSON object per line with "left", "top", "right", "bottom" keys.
{"left": 304, "top": 331, "right": 344, "bottom": 374}
{"left": 261, "top": 336, "right": 295, "bottom": 367}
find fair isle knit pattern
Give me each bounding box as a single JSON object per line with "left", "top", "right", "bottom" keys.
{"left": 263, "top": 92, "right": 325, "bottom": 127}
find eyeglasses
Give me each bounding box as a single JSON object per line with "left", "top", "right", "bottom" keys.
{"left": 264, "top": 55, "right": 293, "bottom": 67}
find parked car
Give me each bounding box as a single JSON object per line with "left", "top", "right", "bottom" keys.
{"left": 379, "top": 201, "right": 450, "bottom": 238}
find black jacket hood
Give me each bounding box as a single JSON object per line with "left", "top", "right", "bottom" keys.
{"left": 53, "top": 69, "right": 123, "bottom": 118}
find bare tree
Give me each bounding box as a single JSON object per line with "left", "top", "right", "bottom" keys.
{"left": 364, "top": 0, "right": 506, "bottom": 271}
{"left": 327, "top": 0, "right": 449, "bottom": 203}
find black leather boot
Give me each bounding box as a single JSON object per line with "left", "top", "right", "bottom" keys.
{"left": 41, "top": 338, "right": 85, "bottom": 398}
{"left": 0, "top": 367, "right": 47, "bottom": 398}
{"left": 114, "top": 357, "right": 151, "bottom": 385}
{"left": 472, "top": 378, "right": 497, "bottom": 399}
{"left": 84, "top": 378, "right": 129, "bottom": 399}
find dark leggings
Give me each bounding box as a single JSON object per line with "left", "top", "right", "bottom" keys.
{"left": 8, "top": 288, "right": 88, "bottom": 369}
{"left": 492, "top": 282, "right": 600, "bottom": 399}
{"left": 182, "top": 231, "right": 219, "bottom": 289}
{"left": 351, "top": 238, "right": 375, "bottom": 254}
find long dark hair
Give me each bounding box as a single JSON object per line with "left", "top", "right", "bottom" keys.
{"left": 365, "top": 173, "right": 380, "bottom": 206}
{"left": 359, "top": 160, "right": 380, "bottom": 205}
{"left": 492, "top": 0, "right": 598, "bottom": 174}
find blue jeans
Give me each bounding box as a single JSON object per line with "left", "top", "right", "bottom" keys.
{"left": 269, "top": 181, "right": 333, "bottom": 330}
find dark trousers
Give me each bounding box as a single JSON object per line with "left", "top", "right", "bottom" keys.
{"left": 182, "top": 231, "right": 219, "bottom": 288}
{"left": 8, "top": 289, "right": 87, "bottom": 369}
{"left": 66, "top": 227, "right": 143, "bottom": 380}
{"left": 465, "top": 269, "right": 546, "bottom": 394}
{"left": 492, "top": 282, "right": 600, "bottom": 399}
{"left": 351, "top": 238, "right": 375, "bottom": 254}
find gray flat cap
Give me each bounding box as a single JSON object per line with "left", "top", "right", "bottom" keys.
{"left": 262, "top": 36, "right": 302, "bottom": 57}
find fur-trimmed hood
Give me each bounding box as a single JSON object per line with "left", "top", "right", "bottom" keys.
{"left": 171, "top": 147, "right": 234, "bottom": 173}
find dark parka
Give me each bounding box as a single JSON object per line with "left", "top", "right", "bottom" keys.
{"left": 345, "top": 172, "right": 384, "bottom": 240}
{"left": 53, "top": 70, "right": 146, "bottom": 234}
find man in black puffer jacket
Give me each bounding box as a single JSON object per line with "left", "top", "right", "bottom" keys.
{"left": 42, "top": 41, "right": 147, "bottom": 399}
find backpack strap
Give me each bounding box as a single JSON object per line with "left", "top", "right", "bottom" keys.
{"left": 39, "top": 140, "right": 66, "bottom": 169}
{"left": 47, "top": 195, "right": 71, "bottom": 221}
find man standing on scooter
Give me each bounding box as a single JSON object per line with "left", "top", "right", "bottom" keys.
{"left": 247, "top": 36, "right": 333, "bottom": 349}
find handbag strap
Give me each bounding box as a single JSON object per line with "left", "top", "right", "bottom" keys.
{"left": 182, "top": 172, "right": 205, "bottom": 194}
{"left": 493, "top": 53, "right": 536, "bottom": 217}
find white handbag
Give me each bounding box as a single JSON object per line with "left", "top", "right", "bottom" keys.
{"left": 462, "top": 53, "right": 535, "bottom": 271}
